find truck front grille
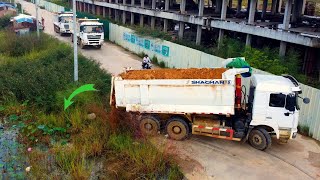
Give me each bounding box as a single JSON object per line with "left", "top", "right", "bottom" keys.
{"left": 87, "top": 35, "right": 101, "bottom": 39}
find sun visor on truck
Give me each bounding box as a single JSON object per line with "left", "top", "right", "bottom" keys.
{"left": 224, "top": 57, "right": 252, "bottom": 78}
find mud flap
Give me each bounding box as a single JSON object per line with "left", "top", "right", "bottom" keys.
{"left": 241, "top": 126, "right": 254, "bottom": 144}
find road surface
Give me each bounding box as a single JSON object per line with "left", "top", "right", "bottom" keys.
{"left": 19, "top": 1, "right": 320, "bottom": 179}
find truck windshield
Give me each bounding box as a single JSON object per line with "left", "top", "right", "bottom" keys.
{"left": 82, "top": 25, "right": 103, "bottom": 33}
{"left": 59, "top": 16, "right": 72, "bottom": 23}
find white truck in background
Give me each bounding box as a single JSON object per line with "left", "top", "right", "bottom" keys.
{"left": 70, "top": 18, "right": 104, "bottom": 49}
{"left": 110, "top": 68, "right": 310, "bottom": 150}
{"left": 53, "top": 11, "right": 73, "bottom": 35}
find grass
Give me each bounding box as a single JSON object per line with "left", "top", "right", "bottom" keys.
{"left": 0, "top": 21, "right": 183, "bottom": 179}
{"left": 298, "top": 124, "right": 312, "bottom": 137}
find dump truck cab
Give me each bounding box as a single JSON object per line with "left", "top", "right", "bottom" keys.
{"left": 53, "top": 11, "right": 73, "bottom": 35}
{"left": 74, "top": 18, "right": 104, "bottom": 49}
{"left": 249, "top": 74, "right": 303, "bottom": 143}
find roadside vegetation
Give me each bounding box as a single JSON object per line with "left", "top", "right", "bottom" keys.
{"left": 0, "top": 20, "right": 183, "bottom": 179}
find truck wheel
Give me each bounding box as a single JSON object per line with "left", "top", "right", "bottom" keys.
{"left": 249, "top": 128, "right": 271, "bottom": 151}
{"left": 139, "top": 115, "right": 160, "bottom": 136}
{"left": 166, "top": 117, "right": 190, "bottom": 140}
{"left": 80, "top": 41, "right": 85, "bottom": 49}
{"left": 96, "top": 45, "right": 101, "bottom": 49}
{"left": 71, "top": 34, "right": 73, "bottom": 42}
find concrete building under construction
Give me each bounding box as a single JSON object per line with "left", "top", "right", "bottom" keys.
{"left": 74, "top": 0, "right": 320, "bottom": 78}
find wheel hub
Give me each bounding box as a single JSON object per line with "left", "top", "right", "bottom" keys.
{"left": 253, "top": 134, "right": 262, "bottom": 144}
{"left": 145, "top": 123, "right": 152, "bottom": 130}
{"left": 173, "top": 126, "right": 181, "bottom": 134}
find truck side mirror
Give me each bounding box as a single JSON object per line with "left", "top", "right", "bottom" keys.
{"left": 303, "top": 98, "right": 310, "bottom": 104}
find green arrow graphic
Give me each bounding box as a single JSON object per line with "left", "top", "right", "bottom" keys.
{"left": 64, "top": 84, "right": 97, "bottom": 110}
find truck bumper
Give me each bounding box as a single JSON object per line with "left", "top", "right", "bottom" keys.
{"left": 61, "top": 30, "right": 71, "bottom": 34}
{"left": 84, "top": 39, "right": 103, "bottom": 46}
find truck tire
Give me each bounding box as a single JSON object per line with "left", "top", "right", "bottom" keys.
{"left": 248, "top": 128, "right": 271, "bottom": 151}
{"left": 71, "top": 34, "right": 73, "bottom": 42}
{"left": 96, "top": 45, "right": 102, "bottom": 49}
{"left": 80, "top": 40, "right": 85, "bottom": 49}
{"left": 166, "top": 117, "right": 190, "bottom": 141}
{"left": 139, "top": 115, "right": 160, "bottom": 136}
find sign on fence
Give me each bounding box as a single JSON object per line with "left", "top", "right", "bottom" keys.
{"left": 123, "top": 32, "right": 170, "bottom": 57}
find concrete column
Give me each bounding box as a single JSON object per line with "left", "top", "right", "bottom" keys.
{"left": 108, "top": 8, "right": 112, "bottom": 18}
{"left": 271, "top": 0, "right": 278, "bottom": 14}
{"left": 151, "top": 17, "right": 155, "bottom": 29}
{"left": 178, "top": 22, "right": 184, "bottom": 39}
{"left": 248, "top": 0, "right": 257, "bottom": 24}
{"left": 302, "top": 0, "right": 306, "bottom": 15}
{"left": 103, "top": 7, "right": 106, "bottom": 17}
{"left": 215, "top": 0, "right": 222, "bottom": 13}
{"left": 163, "top": 19, "right": 168, "bottom": 32}
{"left": 141, "top": 0, "right": 145, "bottom": 7}
{"left": 92, "top": 4, "right": 95, "bottom": 14}
{"left": 218, "top": 29, "right": 224, "bottom": 48}
{"left": 131, "top": 13, "right": 134, "bottom": 25}
{"left": 278, "top": 0, "right": 282, "bottom": 12}
{"left": 292, "top": 0, "right": 303, "bottom": 23}
{"left": 237, "top": 0, "right": 242, "bottom": 13}
{"left": 247, "top": 0, "right": 251, "bottom": 13}
{"left": 87, "top": 3, "right": 90, "bottom": 13}
{"left": 283, "top": 0, "right": 293, "bottom": 30}
{"left": 163, "top": 0, "right": 169, "bottom": 32}
{"left": 221, "top": 0, "right": 229, "bottom": 20}
{"left": 115, "top": 10, "right": 119, "bottom": 22}
{"left": 196, "top": 25, "right": 202, "bottom": 45}
{"left": 96, "top": 6, "right": 100, "bottom": 15}
{"left": 279, "top": 41, "right": 286, "bottom": 57}
{"left": 199, "top": 0, "right": 204, "bottom": 16}
{"left": 122, "top": 11, "right": 126, "bottom": 24}
{"left": 229, "top": 0, "right": 232, "bottom": 7}
{"left": 150, "top": 0, "right": 156, "bottom": 29}
{"left": 180, "top": 0, "right": 186, "bottom": 13}
{"left": 152, "top": 0, "right": 156, "bottom": 9}
{"left": 140, "top": 15, "right": 144, "bottom": 27}
{"left": 165, "top": 0, "right": 169, "bottom": 11}
{"left": 261, "top": 0, "right": 267, "bottom": 20}
{"left": 123, "top": 0, "right": 127, "bottom": 5}
{"left": 78, "top": 2, "right": 80, "bottom": 12}
{"left": 131, "top": 0, "right": 135, "bottom": 5}
{"left": 246, "top": 34, "right": 252, "bottom": 46}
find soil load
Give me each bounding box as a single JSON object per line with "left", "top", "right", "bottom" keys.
{"left": 120, "top": 68, "right": 227, "bottom": 80}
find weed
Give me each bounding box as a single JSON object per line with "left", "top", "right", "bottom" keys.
{"left": 298, "top": 124, "right": 311, "bottom": 137}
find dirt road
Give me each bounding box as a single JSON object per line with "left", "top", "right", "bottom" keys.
{"left": 20, "top": 0, "right": 142, "bottom": 75}
{"left": 19, "top": 1, "right": 320, "bottom": 179}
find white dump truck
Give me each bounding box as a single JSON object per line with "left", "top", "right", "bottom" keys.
{"left": 53, "top": 11, "right": 73, "bottom": 35}
{"left": 70, "top": 18, "right": 104, "bottom": 49}
{"left": 110, "top": 68, "right": 310, "bottom": 150}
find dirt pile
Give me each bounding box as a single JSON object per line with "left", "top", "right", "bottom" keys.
{"left": 120, "top": 68, "right": 227, "bottom": 80}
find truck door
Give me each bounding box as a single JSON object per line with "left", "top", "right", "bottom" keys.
{"left": 266, "top": 93, "right": 294, "bottom": 128}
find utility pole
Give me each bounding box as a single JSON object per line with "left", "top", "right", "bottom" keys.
{"left": 72, "top": 0, "right": 78, "bottom": 82}
{"left": 35, "top": 0, "right": 39, "bottom": 38}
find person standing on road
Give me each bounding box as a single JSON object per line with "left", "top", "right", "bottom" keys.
{"left": 41, "top": 17, "right": 45, "bottom": 30}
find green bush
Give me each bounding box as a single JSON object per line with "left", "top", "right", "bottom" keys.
{"left": 0, "top": 31, "right": 110, "bottom": 112}
{"left": 0, "top": 15, "right": 13, "bottom": 29}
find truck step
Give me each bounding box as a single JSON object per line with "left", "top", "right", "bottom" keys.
{"left": 192, "top": 125, "right": 241, "bottom": 141}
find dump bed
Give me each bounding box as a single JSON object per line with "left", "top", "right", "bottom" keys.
{"left": 111, "top": 68, "right": 249, "bottom": 115}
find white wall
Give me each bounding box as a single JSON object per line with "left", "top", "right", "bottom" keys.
{"left": 109, "top": 23, "right": 320, "bottom": 141}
